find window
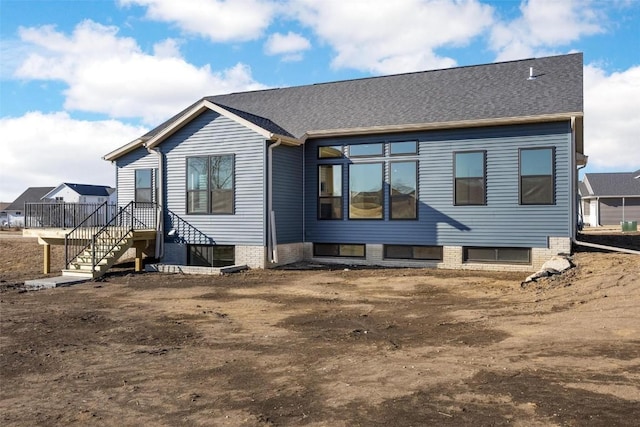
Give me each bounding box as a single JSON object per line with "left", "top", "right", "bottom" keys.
{"left": 520, "top": 148, "right": 554, "bottom": 205}
{"left": 314, "top": 243, "right": 365, "bottom": 258}
{"left": 187, "top": 155, "right": 234, "bottom": 214}
{"left": 384, "top": 245, "right": 442, "bottom": 260}
{"left": 463, "top": 247, "right": 531, "bottom": 264}
{"left": 187, "top": 244, "right": 235, "bottom": 267}
{"left": 349, "top": 163, "right": 383, "bottom": 219}
{"left": 454, "top": 151, "right": 486, "bottom": 205}
{"left": 349, "top": 143, "right": 383, "bottom": 157}
{"left": 318, "top": 146, "right": 343, "bottom": 158}
{"left": 390, "top": 161, "right": 417, "bottom": 219}
{"left": 319, "top": 165, "right": 342, "bottom": 219}
{"left": 135, "top": 169, "right": 153, "bottom": 203}
{"left": 390, "top": 141, "right": 417, "bottom": 155}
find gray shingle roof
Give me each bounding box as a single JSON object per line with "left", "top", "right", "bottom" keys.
{"left": 5, "top": 187, "right": 55, "bottom": 211}
{"left": 142, "top": 53, "right": 583, "bottom": 141}
{"left": 582, "top": 173, "right": 640, "bottom": 197}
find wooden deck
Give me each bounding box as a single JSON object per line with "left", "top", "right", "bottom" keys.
{"left": 24, "top": 228, "right": 157, "bottom": 274}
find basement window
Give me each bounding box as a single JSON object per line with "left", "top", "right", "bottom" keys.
{"left": 384, "top": 245, "right": 443, "bottom": 261}
{"left": 187, "top": 244, "right": 235, "bottom": 267}
{"left": 314, "top": 243, "right": 365, "bottom": 258}
{"left": 463, "top": 247, "right": 531, "bottom": 264}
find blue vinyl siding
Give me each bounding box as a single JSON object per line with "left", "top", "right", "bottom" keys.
{"left": 115, "top": 147, "right": 158, "bottom": 207}
{"left": 304, "top": 122, "right": 572, "bottom": 248}
{"left": 160, "top": 110, "right": 266, "bottom": 246}
{"left": 272, "top": 144, "right": 303, "bottom": 243}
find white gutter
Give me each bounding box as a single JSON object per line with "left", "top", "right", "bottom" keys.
{"left": 267, "top": 138, "right": 282, "bottom": 264}
{"left": 301, "top": 112, "right": 584, "bottom": 141}
{"left": 147, "top": 146, "right": 164, "bottom": 259}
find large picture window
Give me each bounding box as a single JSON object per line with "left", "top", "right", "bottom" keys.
{"left": 390, "top": 161, "right": 417, "bottom": 219}
{"left": 520, "top": 148, "right": 554, "bottom": 205}
{"left": 187, "top": 155, "right": 234, "bottom": 214}
{"left": 349, "top": 163, "right": 383, "bottom": 219}
{"left": 454, "top": 151, "right": 486, "bottom": 205}
{"left": 319, "top": 165, "right": 342, "bottom": 219}
{"left": 135, "top": 169, "right": 153, "bottom": 203}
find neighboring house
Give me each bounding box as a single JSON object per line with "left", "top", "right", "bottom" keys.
{"left": 580, "top": 171, "right": 640, "bottom": 226}
{"left": 42, "top": 183, "right": 116, "bottom": 204}
{"left": 104, "top": 53, "right": 586, "bottom": 272}
{"left": 0, "top": 202, "right": 10, "bottom": 226}
{"left": 3, "top": 187, "right": 55, "bottom": 227}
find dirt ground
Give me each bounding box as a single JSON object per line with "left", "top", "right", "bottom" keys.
{"left": 1, "top": 231, "right": 639, "bottom": 426}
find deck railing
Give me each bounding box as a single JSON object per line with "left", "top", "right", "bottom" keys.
{"left": 25, "top": 202, "right": 118, "bottom": 229}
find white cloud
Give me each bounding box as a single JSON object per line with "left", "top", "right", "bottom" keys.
{"left": 0, "top": 112, "right": 148, "bottom": 202}
{"left": 584, "top": 64, "right": 640, "bottom": 171}
{"left": 13, "top": 20, "right": 266, "bottom": 125}
{"left": 289, "top": 0, "right": 494, "bottom": 74}
{"left": 118, "top": 0, "right": 276, "bottom": 42}
{"left": 490, "top": 0, "right": 604, "bottom": 61}
{"left": 264, "top": 31, "right": 311, "bottom": 61}
{"left": 153, "top": 38, "right": 182, "bottom": 58}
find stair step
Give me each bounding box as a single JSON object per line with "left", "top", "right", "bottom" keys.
{"left": 65, "top": 231, "right": 136, "bottom": 279}
{"left": 61, "top": 270, "right": 96, "bottom": 278}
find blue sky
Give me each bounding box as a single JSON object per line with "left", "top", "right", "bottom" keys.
{"left": 1, "top": 0, "right": 639, "bottom": 202}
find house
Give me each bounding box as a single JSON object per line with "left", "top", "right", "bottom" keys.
{"left": 3, "top": 187, "right": 55, "bottom": 227}
{"left": 0, "top": 202, "right": 11, "bottom": 226}
{"left": 580, "top": 171, "right": 640, "bottom": 226}
{"left": 104, "top": 53, "right": 586, "bottom": 272}
{"left": 42, "top": 183, "right": 116, "bottom": 204}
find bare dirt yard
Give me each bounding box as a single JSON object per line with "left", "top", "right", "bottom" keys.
{"left": 1, "top": 230, "right": 639, "bottom": 426}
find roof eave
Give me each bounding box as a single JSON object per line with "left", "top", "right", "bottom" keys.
{"left": 302, "top": 112, "right": 583, "bottom": 141}
{"left": 103, "top": 138, "right": 146, "bottom": 162}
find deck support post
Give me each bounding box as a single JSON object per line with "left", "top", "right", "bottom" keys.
{"left": 134, "top": 241, "right": 145, "bottom": 272}
{"left": 43, "top": 243, "right": 51, "bottom": 274}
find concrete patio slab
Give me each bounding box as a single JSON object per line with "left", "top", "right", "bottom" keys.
{"left": 24, "top": 276, "right": 90, "bottom": 290}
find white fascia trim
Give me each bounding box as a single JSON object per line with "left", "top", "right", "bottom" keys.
{"left": 103, "top": 138, "right": 145, "bottom": 162}
{"left": 145, "top": 100, "right": 301, "bottom": 150}
{"left": 582, "top": 175, "right": 595, "bottom": 195}
{"left": 301, "top": 112, "right": 583, "bottom": 141}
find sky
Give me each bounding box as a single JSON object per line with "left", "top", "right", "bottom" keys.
{"left": 0, "top": 0, "right": 639, "bottom": 202}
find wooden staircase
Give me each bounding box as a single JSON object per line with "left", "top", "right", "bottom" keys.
{"left": 62, "top": 231, "right": 135, "bottom": 279}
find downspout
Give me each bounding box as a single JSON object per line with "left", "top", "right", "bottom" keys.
{"left": 571, "top": 117, "right": 580, "bottom": 237}
{"left": 268, "top": 138, "right": 282, "bottom": 264}
{"left": 147, "top": 146, "right": 164, "bottom": 259}
{"left": 302, "top": 142, "right": 306, "bottom": 256}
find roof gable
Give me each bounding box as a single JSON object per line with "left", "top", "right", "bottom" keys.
{"left": 64, "top": 183, "right": 113, "bottom": 197}
{"left": 43, "top": 183, "right": 113, "bottom": 198}
{"left": 5, "top": 187, "right": 55, "bottom": 211}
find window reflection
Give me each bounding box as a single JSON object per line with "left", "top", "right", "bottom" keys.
{"left": 349, "top": 163, "right": 383, "bottom": 219}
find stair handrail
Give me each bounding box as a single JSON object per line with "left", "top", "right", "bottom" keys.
{"left": 64, "top": 201, "right": 110, "bottom": 268}
{"left": 166, "top": 208, "right": 215, "bottom": 245}
{"left": 88, "top": 201, "right": 158, "bottom": 271}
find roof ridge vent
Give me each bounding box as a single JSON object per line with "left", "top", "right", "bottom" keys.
{"left": 528, "top": 66, "right": 536, "bottom": 80}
